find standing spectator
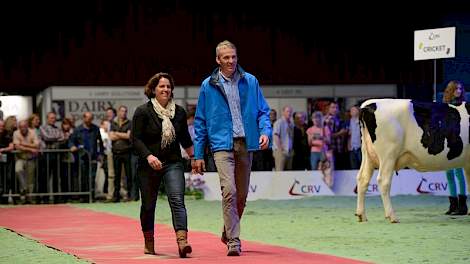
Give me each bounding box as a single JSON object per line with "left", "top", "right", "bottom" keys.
{"left": 61, "top": 118, "right": 74, "bottom": 141}
{"left": 270, "top": 109, "right": 277, "bottom": 125}
{"left": 181, "top": 108, "right": 196, "bottom": 172}
{"left": 60, "top": 118, "right": 74, "bottom": 199}
{"left": 264, "top": 109, "right": 277, "bottom": 170}
{"left": 132, "top": 72, "right": 194, "bottom": 257}
{"left": 99, "top": 119, "right": 111, "bottom": 198}
{"left": 104, "top": 107, "right": 117, "bottom": 201}
{"left": 109, "top": 105, "right": 133, "bottom": 202}
{"left": 3, "top": 116, "right": 18, "bottom": 202}
{"left": 28, "top": 114, "right": 41, "bottom": 138}
{"left": 273, "top": 106, "right": 294, "bottom": 171}
{"left": 348, "top": 106, "right": 362, "bottom": 169}
{"left": 193, "top": 40, "right": 271, "bottom": 256}
{"left": 66, "top": 115, "right": 77, "bottom": 131}
{"left": 13, "top": 120, "right": 40, "bottom": 204}
{"left": 307, "top": 111, "right": 330, "bottom": 170}
{"left": 69, "top": 112, "right": 104, "bottom": 202}
{"left": 292, "top": 111, "right": 310, "bottom": 170}
{"left": 442, "top": 80, "right": 467, "bottom": 215}
{"left": 186, "top": 108, "right": 195, "bottom": 141}
{"left": 323, "top": 101, "right": 347, "bottom": 186}
{"left": 252, "top": 109, "right": 277, "bottom": 171}
{"left": 28, "top": 113, "right": 45, "bottom": 202}
{"left": 0, "top": 120, "right": 14, "bottom": 203}
{"left": 326, "top": 102, "right": 348, "bottom": 170}
{"left": 106, "top": 107, "right": 117, "bottom": 127}
{"left": 4, "top": 116, "right": 17, "bottom": 135}
{"left": 40, "top": 112, "right": 65, "bottom": 202}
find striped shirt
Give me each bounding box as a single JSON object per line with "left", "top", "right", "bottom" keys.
{"left": 219, "top": 71, "right": 245, "bottom": 138}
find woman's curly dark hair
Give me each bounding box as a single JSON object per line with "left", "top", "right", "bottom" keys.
{"left": 144, "top": 72, "right": 175, "bottom": 99}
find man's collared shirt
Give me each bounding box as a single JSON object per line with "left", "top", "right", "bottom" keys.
{"left": 40, "top": 123, "right": 64, "bottom": 149}
{"left": 219, "top": 70, "right": 245, "bottom": 138}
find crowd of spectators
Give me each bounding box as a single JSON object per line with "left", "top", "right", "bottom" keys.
{"left": 0, "top": 99, "right": 361, "bottom": 204}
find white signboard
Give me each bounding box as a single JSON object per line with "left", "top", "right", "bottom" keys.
{"left": 414, "top": 27, "right": 455, "bottom": 61}
{"left": 198, "top": 169, "right": 451, "bottom": 201}
{"left": 0, "top": 96, "right": 33, "bottom": 121}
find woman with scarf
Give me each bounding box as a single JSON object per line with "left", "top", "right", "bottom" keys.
{"left": 132, "top": 72, "right": 194, "bottom": 257}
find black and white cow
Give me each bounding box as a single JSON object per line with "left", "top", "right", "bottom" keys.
{"left": 356, "top": 99, "right": 470, "bottom": 223}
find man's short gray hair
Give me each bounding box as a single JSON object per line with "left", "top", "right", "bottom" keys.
{"left": 216, "top": 40, "right": 237, "bottom": 57}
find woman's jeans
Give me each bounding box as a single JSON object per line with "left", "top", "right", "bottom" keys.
{"left": 310, "top": 152, "right": 322, "bottom": 170}
{"left": 139, "top": 161, "right": 187, "bottom": 232}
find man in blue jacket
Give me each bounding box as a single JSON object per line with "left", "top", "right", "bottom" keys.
{"left": 193, "top": 40, "right": 272, "bottom": 256}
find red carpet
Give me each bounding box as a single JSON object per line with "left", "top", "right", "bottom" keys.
{"left": 0, "top": 205, "right": 369, "bottom": 264}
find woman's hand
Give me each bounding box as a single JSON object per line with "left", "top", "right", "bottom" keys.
{"left": 147, "top": 154, "right": 163, "bottom": 171}
{"left": 192, "top": 159, "right": 206, "bottom": 175}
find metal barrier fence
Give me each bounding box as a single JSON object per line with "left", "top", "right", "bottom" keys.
{"left": 0, "top": 148, "right": 93, "bottom": 204}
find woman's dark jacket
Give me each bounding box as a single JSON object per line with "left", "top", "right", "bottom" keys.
{"left": 132, "top": 101, "right": 193, "bottom": 164}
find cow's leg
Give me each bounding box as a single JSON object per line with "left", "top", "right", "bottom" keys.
{"left": 355, "top": 153, "right": 374, "bottom": 222}
{"left": 377, "top": 162, "right": 398, "bottom": 223}
{"left": 463, "top": 166, "right": 470, "bottom": 216}
{"left": 464, "top": 166, "right": 470, "bottom": 193}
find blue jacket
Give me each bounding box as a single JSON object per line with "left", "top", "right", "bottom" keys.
{"left": 194, "top": 65, "right": 272, "bottom": 159}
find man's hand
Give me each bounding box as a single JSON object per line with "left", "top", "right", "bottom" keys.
{"left": 147, "top": 154, "right": 163, "bottom": 171}
{"left": 259, "top": 135, "right": 269, "bottom": 150}
{"left": 192, "top": 159, "right": 206, "bottom": 175}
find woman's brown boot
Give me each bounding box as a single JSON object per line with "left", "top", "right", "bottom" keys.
{"left": 176, "top": 230, "right": 192, "bottom": 258}
{"left": 143, "top": 231, "right": 155, "bottom": 255}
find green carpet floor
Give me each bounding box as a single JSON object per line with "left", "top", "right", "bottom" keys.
{"left": 1, "top": 195, "right": 469, "bottom": 263}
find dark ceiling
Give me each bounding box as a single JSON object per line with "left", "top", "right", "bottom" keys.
{"left": 0, "top": 1, "right": 468, "bottom": 95}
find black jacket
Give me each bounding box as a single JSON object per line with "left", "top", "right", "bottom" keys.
{"left": 132, "top": 101, "right": 193, "bottom": 163}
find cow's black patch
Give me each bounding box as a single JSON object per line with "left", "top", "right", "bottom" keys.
{"left": 412, "top": 100, "right": 463, "bottom": 160}
{"left": 360, "top": 103, "right": 377, "bottom": 142}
